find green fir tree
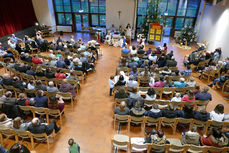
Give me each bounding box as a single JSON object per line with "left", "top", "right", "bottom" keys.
{"left": 140, "top": 0, "right": 162, "bottom": 38}
{"left": 177, "top": 24, "right": 197, "bottom": 45}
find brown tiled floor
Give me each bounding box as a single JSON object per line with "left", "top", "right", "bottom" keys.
{"left": 1, "top": 34, "right": 228, "bottom": 153}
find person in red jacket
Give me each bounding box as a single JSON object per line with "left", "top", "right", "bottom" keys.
{"left": 55, "top": 69, "right": 66, "bottom": 79}
{"left": 32, "top": 54, "right": 42, "bottom": 64}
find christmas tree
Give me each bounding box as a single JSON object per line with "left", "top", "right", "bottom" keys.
{"left": 177, "top": 24, "right": 197, "bottom": 45}
{"left": 140, "top": 0, "right": 162, "bottom": 38}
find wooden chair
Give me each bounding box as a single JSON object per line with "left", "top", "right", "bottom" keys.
{"left": 72, "top": 71, "right": 86, "bottom": 82}
{"left": 14, "top": 131, "right": 34, "bottom": 149}
{"left": 24, "top": 89, "right": 36, "bottom": 98}
{"left": 169, "top": 144, "right": 189, "bottom": 153}
{"left": 128, "top": 116, "right": 145, "bottom": 132}
{"left": 161, "top": 87, "right": 174, "bottom": 99}
{"left": 31, "top": 107, "right": 49, "bottom": 121}
{"left": 153, "top": 87, "right": 163, "bottom": 99}
{"left": 19, "top": 106, "right": 33, "bottom": 115}
{"left": 48, "top": 109, "right": 64, "bottom": 126}
{"left": 192, "top": 119, "right": 209, "bottom": 135}
{"left": 176, "top": 118, "right": 194, "bottom": 131}
{"left": 157, "top": 100, "right": 170, "bottom": 109}
{"left": 0, "top": 129, "right": 16, "bottom": 145}
{"left": 31, "top": 133, "right": 51, "bottom": 150}
{"left": 58, "top": 92, "right": 76, "bottom": 109}
{"left": 195, "top": 100, "right": 209, "bottom": 110}
{"left": 144, "top": 116, "right": 161, "bottom": 130}
{"left": 111, "top": 134, "right": 129, "bottom": 152}
{"left": 36, "top": 76, "right": 48, "bottom": 85}
{"left": 114, "top": 98, "right": 127, "bottom": 108}
{"left": 147, "top": 144, "right": 170, "bottom": 153}
{"left": 207, "top": 120, "right": 224, "bottom": 130}
{"left": 205, "top": 146, "right": 229, "bottom": 153}
{"left": 187, "top": 145, "right": 206, "bottom": 153}
{"left": 113, "top": 115, "right": 130, "bottom": 130}
{"left": 161, "top": 117, "right": 177, "bottom": 134}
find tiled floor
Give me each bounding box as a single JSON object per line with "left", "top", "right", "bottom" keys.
{"left": 1, "top": 33, "right": 228, "bottom": 153}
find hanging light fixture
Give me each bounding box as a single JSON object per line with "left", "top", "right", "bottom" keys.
{"left": 81, "top": 0, "right": 84, "bottom": 2}
{"left": 89, "top": 0, "right": 93, "bottom": 2}
{"left": 148, "top": 0, "right": 151, "bottom": 3}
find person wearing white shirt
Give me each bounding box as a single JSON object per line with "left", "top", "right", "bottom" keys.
{"left": 186, "top": 77, "right": 196, "bottom": 87}
{"left": 70, "top": 35, "right": 75, "bottom": 44}
{"left": 127, "top": 76, "right": 138, "bottom": 88}
{"left": 109, "top": 76, "right": 115, "bottom": 96}
{"left": 210, "top": 104, "right": 224, "bottom": 122}
{"left": 49, "top": 50, "right": 56, "bottom": 59}
{"left": 171, "top": 93, "right": 182, "bottom": 102}
{"left": 7, "top": 37, "right": 16, "bottom": 49}
{"left": 148, "top": 53, "right": 157, "bottom": 63}
{"left": 145, "top": 88, "right": 157, "bottom": 101}
{"left": 130, "top": 45, "right": 137, "bottom": 55}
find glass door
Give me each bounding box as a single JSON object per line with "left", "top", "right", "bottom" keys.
{"left": 75, "top": 15, "right": 82, "bottom": 31}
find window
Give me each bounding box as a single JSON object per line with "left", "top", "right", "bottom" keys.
{"left": 136, "top": 0, "right": 201, "bottom": 35}
{"left": 53, "top": 0, "right": 106, "bottom": 28}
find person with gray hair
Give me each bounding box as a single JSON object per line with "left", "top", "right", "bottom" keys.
{"left": 47, "top": 81, "right": 59, "bottom": 92}
{"left": 114, "top": 101, "right": 130, "bottom": 115}
{"left": 27, "top": 117, "right": 61, "bottom": 135}
{"left": 49, "top": 50, "right": 56, "bottom": 59}
{"left": 195, "top": 86, "right": 212, "bottom": 101}
{"left": 2, "top": 73, "right": 13, "bottom": 86}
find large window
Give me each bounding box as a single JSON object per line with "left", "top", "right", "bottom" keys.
{"left": 53, "top": 0, "right": 106, "bottom": 30}
{"left": 136, "top": 0, "right": 201, "bottom": 36}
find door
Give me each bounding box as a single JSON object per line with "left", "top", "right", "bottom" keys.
{"left": 74, "top": 14, "right": 89, "bottom": 32}
{"left": 164, "top": 17, "right": 174, "bottom": 36}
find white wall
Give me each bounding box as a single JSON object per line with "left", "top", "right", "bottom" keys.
{"left": 197, "top": 0, "right": 229, "bottom": 58}
{"left": 32, "top": 0, "right": 56, "bottom": 32}
{"left": 106, "top": 0, "right": 137, "bottom": 30}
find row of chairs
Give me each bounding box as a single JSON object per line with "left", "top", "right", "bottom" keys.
{"left": 0, "top": 128, "right": 53, "bottom": 150}
{"left": 112, "top": 134, "right": 229, "bottom": 153}
{"left": 114, "top": 86, "right": 195, "bottom": 99}
{"left": 116, "top": 66, "right": 179, "bottom": 75}
{"left": 114, "top": 99, "right": 210, "bottom": 110}
{"left": 113, "top": 115, "right": 229, "bottom": 135}
{"left": 0, "top": 86, "right": 76, "bottom": 109}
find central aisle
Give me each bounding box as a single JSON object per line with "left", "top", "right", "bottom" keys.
{"left": 48, "top": 45, "right": 121, "bottom": 153}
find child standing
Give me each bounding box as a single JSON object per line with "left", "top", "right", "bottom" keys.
{"left": 68, "top": 138, "right": 80, "bottom": 153}
{"left": 109, "top": 76, "right": 115, "bottom": 96}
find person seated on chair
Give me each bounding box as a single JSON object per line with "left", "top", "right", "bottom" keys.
{"left": 130, "top": 101, "right": 145, "bottom": 117}
{"left": 59, "top": 79, "right": 76, "bottom": 97}
{"left": 180, "top": 64, "right": 192, "bottom": 76}
{"left": 150, "top": 76, "right": 165, "bottom": 88}
{"left": 186, "top": 77, "right": 196, "bottom": 87}
{"left": 0, "top": 113, "right": 12, "bottom": 130}
{"left": 114, "top": 101, "right": 130, "bottom": 115}
{"left": 129, "top": 66, "right": 138, "bottom": 80}
{"left": 210, "top": 104, "right": 224, "bottom": 122}
{"left": 148, "top": 52, "right": 158, "bottom": 64}
{"left": 66, "top": 70, "right": 79, "bottom": 82}
{"left": 32, "top": 54, "right": 42, "bottom": 64}
{"left": 57, "top": 57, "right": 67, "bottom": 69}
{"left": 49, "top": 50, "right": 56, "bottom": 59}
{"left": 144, "top": 104, "right": 162, "bottom": 118}
{"left": 162, "top": 104, "right": 178, "bottom": 118}
{"left": 156, "top": 56, "right": 166, "bottom": 68}
{"left": 16, "top": 93, "right": 31, "bottom": 106}
{"left": 166, "top": 50, "right": 174, "bottom": 60}
{"left": 170, "top": 93, "right": 182, "bottom": 102}
{"left": 35, "top": 80, "right": 47, "bottom": 91}
{"left": 208, "top": 70, "right": 229, "bottom": 88}
{"left": 50, "top": 57, "right": 58, "bottom": 67}
{"left": 178, "top": 105, "right": 194, "bottom": 119}
{"left": 151, "top": 129, "right": 168, "bottom": 145}
{"left": 114, "top": 75, "right": 126, "bottom": 86}
{"left": 159, "top": 66, "right": 172, "bottom": 76}
{"left": 200, "top": 128, "right": 228, "bottom": 148}
{"left": 181, "top": 90, "right": 195, "bottom": 102}
{"left": 126, "top": 75, "right": 138, "bottom": 88}
{"left": 129, "top": 87, "right": 141, "bottom": 99}
{"left": 7, "top": 143, "right": 31, "bottom": 153}
{"left": 48, "top": 95, "right": 64, "bottom": 112}
{"left": 128, "top": 59, "right": 139, "bottom": 68}
{"left": 55, "top": 69, "right": 66, "bottom": 79}
{"left": 27, "top": 117, "right": 61, "bottom": 136}
{"left": 0, "top": 91, "right": 17, "bottom": 104}
{"left": 34, "top": 90, "right": 48, "bottom": 108}
{"left": 181, "top": 125, "right": 200, "bottom": 146}
{"left": 47, "top": 81, "right": 59, "bottom": 92}
{"left": 1, "top": 73, "right": 14, "bottom": 86}
{"left": 45, "top": 68, "right": 55, "bottom": 78}
{"left": 194, "top": 109, "right": 210, "bottom": 122}
{"left": 12, "top": 76, "right": 26, "bottom": 91}
{"left": 130, "top": 45, "right": 137, "bottom": 55}
{"left": 27, "top": 80, "right": 35, "bottom": 90}
{"left": 166, "top": 56, "right": 177, "bottom": 67}
{"left": 23, "top": 53, "right": 32, "bottom": 63}
{"left": 26, "top": 66, "right": 36, "bottom": 76}
{"left": 195, "top": 86, "right": 212, "bottom": 101}
{"left": 11, "top": 117, "right": 31, "bottom": 132}
{"left": 173, "top": 78, "right": 187, "bottom": 88}
{"left": 145, "top": 88, "right": 157, "bottom": 101}
{"left": 122, "top": 44, "right": 130, "bottom": 54}
{"left": 114, "top": 87, "right": 129, "bottom": 99}
{"left": 137, "top": 45, "right": 145, "bottom": 54}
